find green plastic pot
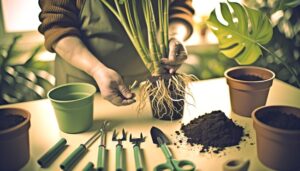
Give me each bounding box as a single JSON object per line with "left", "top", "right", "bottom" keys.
{"left": 48, "top": 83, "right": 96, "bottom": 134}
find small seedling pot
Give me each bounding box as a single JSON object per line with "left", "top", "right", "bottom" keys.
{"left": 224, "top": 66, "right": 275, "bottom": 117}
{"left": 148, "top": 74, "right": 184, "bottom": 120}
{"left": 48, "top": 83, "right": 96, "bottom": 133}
{"left": 252, "top": 105, "right": 300, "bottom": 170}
{"left": 0, "top": 108, "right": 31, "bottom": 171}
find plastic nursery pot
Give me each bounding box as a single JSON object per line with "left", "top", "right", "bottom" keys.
{"left": 148, "top": 74, "right": 184, "bottom": 120}
{"left": 48, "top": 82, "right": 96, "bottom": 133}
{"left": 252, "top": 105, "right": 300, "bottom": 171}
{"left": 224, "top": 66, "right": 275, "bottom": 117}
{"left": 0, "top": 108, "right": 31, "bottom": 171}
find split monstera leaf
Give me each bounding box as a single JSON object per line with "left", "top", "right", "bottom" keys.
{"left": 207, "top": 1, "right": 300, "bottom": 87}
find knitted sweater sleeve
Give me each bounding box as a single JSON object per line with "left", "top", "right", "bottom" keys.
{"left": 38, "top": 0, "right": 83, "bottom": 52}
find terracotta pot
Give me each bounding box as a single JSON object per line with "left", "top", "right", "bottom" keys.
{"left": 252, "top": 105, "right": 300, "bottom": 171}
{"left": 224, "top": 66, "right": 275, "bottom": 117}
{"left": 0, "top": 108, "right": 31, "bottom": 171}
{"left": 148, "top": 74, "right": 184, "bottom": 120}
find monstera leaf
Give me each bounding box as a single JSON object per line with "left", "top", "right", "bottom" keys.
{"left": 207, "top": 2, "right": 273, "bottom": 65}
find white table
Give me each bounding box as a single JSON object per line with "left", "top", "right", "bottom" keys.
{"left": 1, "top": 78, "right": 300, "bottom": 171}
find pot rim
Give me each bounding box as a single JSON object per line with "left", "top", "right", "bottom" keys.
{"left": 0, "top": 107, "right": 31, "bottom": 135}
{"left": 224, "top": 66, "right": 275, "bottom": 83}
{"left": 47, "top": 82, "right": 96, "bottom": 104}
{"left": 252, "top": 105, "right": 300, "bottom": 135}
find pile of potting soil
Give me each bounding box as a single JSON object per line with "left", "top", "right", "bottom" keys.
{"left": 0, "top": 113, "right": 25, "bottom": 131}
{"left": 181, "top": 110, "right": 244, "bottom": 153}
{"left": 258, "top": 110, "right": 300, "bottom": 130}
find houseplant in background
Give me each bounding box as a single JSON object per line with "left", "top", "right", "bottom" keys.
{"left": 100, "top": 0, "right": 197, "bottom": 120}
{"left": 0, "top": 35, "right": 55, "bottom": 105}
{"left": 206, "top": 1, "right": 300, "bottom": 116}
{"left": 206, "top": 0, "right": 300, "bottom": 88}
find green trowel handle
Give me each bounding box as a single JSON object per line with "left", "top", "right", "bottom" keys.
{"left": 116, "top": 144, "right": 123, "bottom": 171}
{"left": 97, "top": 145, "right": 106, "bottom": 171}
{"left": 133, "top": 145, "right": 143, "bottom": 171}
{"left": 83, "top": 162, "right": 94, "bottom": 171}
{"left": 37, "top": 138, "right": 67, "bottom": 168}
{"left": 60, "top": 144, "right": 87, "bottom": 170}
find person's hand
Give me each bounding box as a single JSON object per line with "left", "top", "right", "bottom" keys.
{"left": 161, "top": 38, "right": 188, "bottom": 74}
{"left": 92, "top": 67, "right": 135, "bottom": 106}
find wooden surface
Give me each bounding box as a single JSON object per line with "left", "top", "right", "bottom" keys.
{"left": 1, "top": 78, "right": 300, "bottom": 171}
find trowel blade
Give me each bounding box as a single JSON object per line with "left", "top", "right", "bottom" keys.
{"left": 150, "top": 126, "right": 171, "bottom": 146}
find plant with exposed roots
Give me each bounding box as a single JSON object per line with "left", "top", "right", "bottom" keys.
{"left": 100, "top": 0, "right": 197, "bottom": 119}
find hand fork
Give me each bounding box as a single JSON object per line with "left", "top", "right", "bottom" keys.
{"left": 112, "top": 129, "right": 127, "bottom": 171}
{"left": 130, "top": 133, "right": 146, "bottom": 171}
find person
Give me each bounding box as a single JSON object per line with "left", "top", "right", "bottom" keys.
{"left": 38, "top": 0, "right": 194, "bottom": 106}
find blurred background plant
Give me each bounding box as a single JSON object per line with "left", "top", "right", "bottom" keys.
{"left": 183, "top": 0, "right": 300, "bottom": 88}
{"left": 0, "top": 35, "right": 55, "bottom": 105}
{"left": 247, "top": 0, "right": 300, "bottom": 87}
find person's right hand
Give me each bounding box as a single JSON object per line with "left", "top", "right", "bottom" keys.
{"left": 92, "top": 67, "right": 135, "bottom": 106}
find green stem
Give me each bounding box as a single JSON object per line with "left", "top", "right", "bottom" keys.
{"left": 142, "top": 0, "right": 160, "bottom": 74}
{"left": 158, "top": 0, "right": 166, "bottom": 58}
{"left": 132, "top": 0, "right": 149, "bottom": 56}
{"left": 148, "top": 0, "right": 161, "bottom": 62}
{"left": 163, "top": 0, "right": 169, "bottom": 55}
{"left": 101, "top": 0, "right": 153, "bottom": 71}
{"left": 124, "top": 0, "right": 136, "bottom": 37}
{"left": 259, "top": 44, "right": 300, "bottom": 87}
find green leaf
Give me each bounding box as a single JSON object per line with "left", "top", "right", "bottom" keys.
{"left": 24, "top": 45, "right": 43, "bottom": 66}
{"left": 207, "top": 2, "right": 273, "bottom": 65}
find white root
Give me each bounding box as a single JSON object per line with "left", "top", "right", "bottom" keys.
{"left": 137, "top": 73, "right": 198, "bottom": 119}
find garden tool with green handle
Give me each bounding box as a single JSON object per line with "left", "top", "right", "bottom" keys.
{"left": 129, "top": 133, "right": 146, "bottom": 171}
{"left": 112, "top": 129, "right": 127, "bottom": 171}
{"left": 60, "top": 129, "right": 102, "bottom": 170}
{"left": 97, "top": 120, "right": 110, "bottom": 171}
{"left": 37, "top": 138, "right": 67, "bottom": 168}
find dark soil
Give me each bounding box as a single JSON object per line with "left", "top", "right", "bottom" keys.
{"left": 257, "top": 110, "right": 300, "bottom": 130}
{"left": 233, "top": 74, "right": 264, "bottom": 81}
{"left": 0, "top": 113, "right": 25, "bottom": 131}
{"left": 180, "top": 110, "right": 244, "bottom": 153}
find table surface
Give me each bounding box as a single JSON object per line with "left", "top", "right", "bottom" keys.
{"left": 1, "top": 78, "right": 300, "bottom": 171}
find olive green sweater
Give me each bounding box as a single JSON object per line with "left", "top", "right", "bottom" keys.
{"left": 38, "top": 0, "right": 194, "bottom": 52}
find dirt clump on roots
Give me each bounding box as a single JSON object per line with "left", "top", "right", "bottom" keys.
{"left": 138, "top": 73, "right": 197, "bottom": 120}
{"left": 180, "top": 110, "right": 244, "bottom": 154}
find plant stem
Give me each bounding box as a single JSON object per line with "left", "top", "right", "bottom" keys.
{"left": 101, "top": 0, "right": 153, "bottom": 71}
{"left": 158, "top": 0, "right": 166, "bottom": 58}
{"left": 142, "top": 0, "right": 161, "bottom": 74}
{"left": 163, "top": 0, "right": 169, "bottom": 55}
{"left": 148, "top": 0, "right": 161, "bottom": 62}
{"left": 259, "top": 43, "right": 300, "bottom": 87}
{"left": 132, "top": 0, "right": 149, "bottom": 56}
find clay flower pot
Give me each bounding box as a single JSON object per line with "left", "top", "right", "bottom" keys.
{"left": 0, "top": 108, "right": 31, "bottom": 171}
{"left": 224, "top": 66, "right": 275, "bottom": 117}
{"left": 252, "top": 105, "right": 300, "bottom": 171}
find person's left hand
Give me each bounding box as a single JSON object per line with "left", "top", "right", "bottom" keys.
{"left": 161, "top": 38, "right": 188, "bottom": 74}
